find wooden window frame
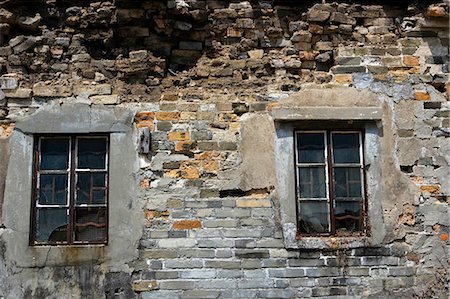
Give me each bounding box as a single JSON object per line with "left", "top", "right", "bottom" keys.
{"left": 294, "top": 129, "right": 367, "bottom": 237}
{"left": 30, "top": 134, "right": 109, "bottom": 246}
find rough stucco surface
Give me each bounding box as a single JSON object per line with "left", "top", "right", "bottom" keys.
{"left": 0, "top": 0, "right": 449, "bottom": 298}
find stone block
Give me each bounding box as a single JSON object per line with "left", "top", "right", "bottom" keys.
{"left": 156, "top": 112, "right": 180, "bottom": 121}
{"left": 73, "top": 83, "right": 111, "bottom": 96}
{"left": 330, "top": 12, "right": 356, "bottom": 25}
{"left": 181, "top": 290, "right": 220, "bottom": 299}
{"left": 172, "top": 220, "right": 202, "bottom": 230}
{"left": 133, "top": 280, "right": 158, "bottom": 292}
{"left": 90, "top": 95, "right": 119, "bottom": 105}
{"left": 331, "top": 66, "right": 366, "bottom": 74}
{"left": 307, "top": 9, "right": 331, "bottom": 22}
{"left": 236, "top": 199, "right": 271, "bottom": 208}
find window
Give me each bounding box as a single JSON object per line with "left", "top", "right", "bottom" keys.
{"left": 30, "top": 135, "right": 109, "bottom": 245}
{"left": 295, "top": 130, "right": 366, "bottom": 236}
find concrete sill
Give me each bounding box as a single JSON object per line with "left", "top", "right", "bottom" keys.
{"left": 293, "top": 236, "right": 371, "bottom": 250}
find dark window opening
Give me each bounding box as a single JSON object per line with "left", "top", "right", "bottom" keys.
{"left": 295, "top": 130, "right": 366, "bottom": 237}
{"left": 31, "top": 135, "right": 109, "bottom": 245}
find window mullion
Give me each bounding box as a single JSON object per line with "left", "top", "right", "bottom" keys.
{"left": 68, "top": 136, "right": 76, "bottom": 245}
{"left": 326, "top": 130, "right": 335, "bottom": 235}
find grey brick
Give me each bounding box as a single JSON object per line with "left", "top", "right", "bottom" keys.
{"left": 244, "top": 269, "right": 266, "bottom": 278}
{"left": 177, "top": 249, "right": 215, "bottom": 258}
{"left": 205, "top": 260, "right": 241, "bottom": 269}
{"left": 388, "top": 267, "right": 415, "bottom": 276}
{"left": 268, "top": 268, "right": 305, "bottom": 278}
{"left": 262, "top": 259, "right": 287, "bottom": 268}
{"left": 235, "top": 249, "right": 269, "bottom": 259}
{"left": 223, "top": 228, "right": 263, "bottom": 238}
{"left": 182, "top": 290, "right": 220, "bottom": 299}
{"left": 290, "top": 278, "right": 316, "bottom": 287}
{"left": 221, "top": 289, "right": 258, "bottom": 298}
{"left": 159, "top": 280, "right": 196, "bottom": 290}
{"left": 361, "top": 256, "right": 399, "bottom": 266}
{"left": 215, "top": 249, "right": 233, "bottom": 258}
{"left": 141, "top": 291, "right": 182, "bottom": 299}
{"left": 288, "top": 258, "right": 325, "bottom": 267}
{"left": 215, "top": 208, "right": 251, "bottom": 218}
{"left": 155, "top": 271, "right": 179, "bottom": 279}
{"left": 312, "top": 286, "right": 347, "bottom": 296}
{"left": 241, "top": 259, "right": 262, "bottom": 269}
{"left": 257, "top": 289, "right": 296, "bottom": 298}
{"left": 179, "top": 269, "right": 216, "bottom": 279}
{"left": 217, "top": 269, "right": 243, "bottom": 278}
{"left": 335, "top": 56, "right": 361, "bottom": 65}
{"left": 198, "top": 239, "right": 234, "bottom": 248}
{"left": 332, "top": 65, "right": 367, "bottom": 74}
{"left": 164, "top": 259, "right": 203, "bottom": 269}
{"left": 238, "top": 278, "right": 275, "bottom": 289}
{"left": 347, "top": 267, "right": 370, "bottom": 276}
{"left": 332, "top": 277, "right": 362, "bottom": 285}
{"left": 256, "top": 239, "right": 284, "bottom": 248}
{"left": 203, "top": 220, "right": 238, "bottom": 228}
{"left": 196, "top": 279, "right": 237, "bottom": 289}
{"left": 235, "top": 239, "right": 256, "bottom": 248}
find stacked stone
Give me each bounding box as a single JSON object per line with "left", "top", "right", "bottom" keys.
{"left": 0, "top": 0, "right": 448, "bottom": 298}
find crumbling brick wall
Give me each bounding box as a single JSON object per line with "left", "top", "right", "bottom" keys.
{"left": 0, "top": 0, "right": 448, "bottom": 298}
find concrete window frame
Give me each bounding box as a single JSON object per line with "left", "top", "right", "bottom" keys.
{"left": 1, "top": 103, "right": 142, "bottom": 267}
{"left": 271, "top": 89, "right": 386, "bottom": 249}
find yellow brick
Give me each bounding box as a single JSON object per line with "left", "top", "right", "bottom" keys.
{"left": 403, "top": 55, "right": 420, "bottom": 66}
{"left": 180, "top": 166, "right": 199, "bottom": 179}
{"left": 155, "top": 111, "right": 180, "bottom": 121}
{"left": 140, "top": 179, "right": 150, "bottom": 189}
{"left": 134, "top": 111, "right": 154, "bottom": 123}
{"left": 229, "top": 122, "right": 240, "bottom": 132}
{"left": 420, "top": 185, "right": 441, "bottom": 195}
{"left": 236, "top": 199, "right": 271, "bottom": 208}
{"left": 202, "top": 160, "right": 219, "bottom": 173}
{"left": 160, "top": 93, "right": 178, "bottom": 101}
{"left": 415, "top": 91, "right": 430, "bottom": 101}
{"left": 334, "top": 74, "right": 352, "bottom": 84}
{"left": 173, "top": 219, "right": 202, "bottom": 230}
{"left": 165, "top": 169, "right": 180, "bottom": 178}
{"left": 180, "top": 111, "right": 197, "bottom": 120}
{"left": 266, "top": 102, "right": 280, "bottom": 111}
{"left": 168, "top": 131, "right": 190, "bottom": 141}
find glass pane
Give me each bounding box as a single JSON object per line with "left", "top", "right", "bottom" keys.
{"left": 297, "top": 132, "right": 325, "bottom": 163}
{"left": 332, "top": 133, "right": 360, "bottom": 164}
{"left": 77, "top": 138, "right": 107, "bottom": 169}
{"left": 39, "top": 174, "right": 68, "bottom": 205}
{"left": 36, "top": 208, "right": 68, "bottom": 243}
{"left": 40, "top": 138, "right": 69, "bottom": 170}
{"left": 75, "top": 208, "right": 107, "bottom": 242}
{"left": 298, "top": 167, "right": 326, "bottom": 198}
{"left": 335, "top": 201, "right": 363, "bottom": 233}
{"left": 76, "top": 172, "right": 107, "bottom": 204}
{"left": 298, "top": 201, "right": 329, "bottom": 234}
{"left": 334, "top": 168, "right": 362, "bottom": 198}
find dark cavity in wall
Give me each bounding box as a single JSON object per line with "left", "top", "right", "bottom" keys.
{"left": 104, "top": 272, "right": 135, "bottom": 299}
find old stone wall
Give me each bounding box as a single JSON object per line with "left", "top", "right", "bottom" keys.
{"left": 0, "top": 0, "right": 448, "bottom": 298}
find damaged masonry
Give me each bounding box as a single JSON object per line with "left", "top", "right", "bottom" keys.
{"left": 0, "top": 0, "right": 449, "bottom": 298}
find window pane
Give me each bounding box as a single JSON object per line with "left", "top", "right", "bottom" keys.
{"left": 332, "top": 133, "right": 360, "bottom": 164}
{"left": 297, "top": 132, "right": 325, "bottom": 163}
{"left": 335, "top": 201, "right": 363, "bottom": 233}
{"left": 76, "top": 172, "right": 107, "bottom": 205}
{"left": 39, "top": 174, "right": 68, "bottom": 205}
{"left": 36, "top": 208, "right": 68, "bottom": 242}
{"left": 40, "top": 138, "right": 69, "bottom": 170}
{"left": 75, "top": 208, "right": 107, "bottom": 242}
{"left": 334, "top": 168, "right": 362, "bottom": 198}
{"left": 77, "top": 138, "right": 107, "bottom": 169}
{"left": 298, "top": 167, "right": 326, "bottom": 198}
{"left": 298, "top": 201, "right": 329, "bottom": 234}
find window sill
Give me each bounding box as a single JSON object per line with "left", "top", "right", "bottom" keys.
{"left": 282, "top": 223, "right": 371, "bottom": 249}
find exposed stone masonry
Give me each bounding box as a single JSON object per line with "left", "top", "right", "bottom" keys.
{"left": 0, "top": 0, "right": 449, "bottom": 298}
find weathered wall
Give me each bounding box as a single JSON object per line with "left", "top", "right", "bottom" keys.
{"left": 0, "top": 0, "right": 448, "bottom": 298}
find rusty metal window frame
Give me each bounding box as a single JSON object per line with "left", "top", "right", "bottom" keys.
{"left": 30, "top": 134, "right": 109, "bottom": 246}
{"left": 294, "top": 129, "right": 367, "bottom": 237}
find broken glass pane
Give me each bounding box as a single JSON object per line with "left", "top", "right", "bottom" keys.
{"left": 36, "top": 208, "right": 68, "bottom": 242}
{"left": 334, "top": 167, "right": 362, "bottom": 198}
{"left": 75, "top": 208, "right": 107, "bottom": 242}
{"left": 76, "top": 172, "right": 107, "bottom": 205}
{"left": 298, "top": 201, "right": 329, "bottom": 234}
{"left": 332, "top": 133, "right": 360, "bottom": 164}
{"left": 77, "top": 138, "right": 107, "bottom": 169}
{"left": 39, "top": 174, "right": 68, "bottom": 205}
{"left": 297, "top": 132, "right": 325, "bottom": 163}
{"left": 335, "top": 201, "right": 362, "bottom": 233}
{"left": 40, "top": 138, "right": 69, "bottom": 170}
{"left": 298, "top": 167, "right": 326, "bottom": 198}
